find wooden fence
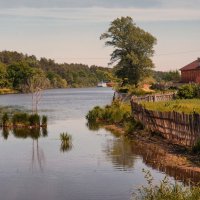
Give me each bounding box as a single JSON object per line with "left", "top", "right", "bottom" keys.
{"left": 131, "top": 92, "right": 176, "bottom": 103}
{"left": 131, "top": 94, "right": 200, "bottom": 146}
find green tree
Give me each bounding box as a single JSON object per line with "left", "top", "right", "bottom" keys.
{"left": 100, "top": 16, "right": 157, "bottom": 86}
{"left": 7, "top": 62, "right": 34, "bottom": 90}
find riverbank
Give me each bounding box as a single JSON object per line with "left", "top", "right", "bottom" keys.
{"left": 0, "top": 88, "right": 18, "bottom": 95}
{"left": 105, "top": 123, "right": 200, "bottom": 183}
{"left": 86, "top": 100, "right": 200, "bottom": 184}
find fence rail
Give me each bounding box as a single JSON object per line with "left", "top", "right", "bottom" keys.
{"left": 131, "top": 92, "right": 176, "bottom": 103}
{"left": 131, "top": 93, "right": 200, "bottom": 146}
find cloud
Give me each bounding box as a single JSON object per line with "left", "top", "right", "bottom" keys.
{"left": 0, "top": 7, "right": 199, "bottom": 22}
{"left": 0, "top": 0, "right": 199, "bottom": 9}
{"left": 0, "top": 0, "right": 160, "bottom": 9}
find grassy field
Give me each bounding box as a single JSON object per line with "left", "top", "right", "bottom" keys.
{"left": 140, "top": 99, "right": 200, "bottom": 114}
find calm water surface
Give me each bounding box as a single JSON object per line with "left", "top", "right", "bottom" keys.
{"left": 0, "top": 88, "right": 189, "bottom": 200}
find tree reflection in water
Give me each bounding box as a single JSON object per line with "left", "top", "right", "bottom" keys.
{"left": 103, "top": 135, "right": 136, "bottom": 171}
{"left": 1, "top": 127, "right": 48, "bottom": 172}
{"left": 103, "top": 128, "right": 200, "bottom": 185}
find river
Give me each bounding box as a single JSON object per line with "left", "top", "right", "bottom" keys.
{"left": 0, "top": 88, "right": 194, "bottom": 200}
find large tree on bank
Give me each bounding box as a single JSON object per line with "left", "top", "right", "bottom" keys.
{"left": 100, "top": 17, "right": 157, "bottom": 86}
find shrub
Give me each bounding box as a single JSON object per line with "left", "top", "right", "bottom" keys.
{"left": 12, "top": 113, "right": 29, "bottom": 126}
{"left": 29, "top": 114, "right": 40, "bottom": 126}
{"left": 42, "top": 115, "right": 48, "bottom": 126}
{"left": 86, "top": 106, "right": 104, "bottom": 122}
{"left": 2, "top": 113, "right": 9, "bottom": 126}
{"left": 177, "top": 84, "right": 199, "bottom": 99}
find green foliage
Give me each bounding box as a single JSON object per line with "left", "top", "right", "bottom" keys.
{"left": 86, "top": 106, "right": 104, "bottom": 122}
{"left": 42, "top": 115, "right": 48, "bottom": 126}
{"left": 101, "top": 16, "right": 157, "bottom": 86}
{"left": 60, "top": 132, "right": 72, "bottom": 152}
{"left": 141, "top": 99, "right": 200, "bottom": 114}
{"left": 12, "top": 113, "right": 29, "bottom": 126}
{"left": 2, "top": 113, "right": 9, "bottom": 126}
{"left": 86, "top": 101, "right": 142, "bottom": 134}
{"left": 117, "top": 85, "right": 154, "bottom": 96}
{"left": 134, "top": 169, "right": 200, "bottom": 200}
{"left": 0, "top": 50, "right": 116, "bottom": 90}
{"left": 29, "top": 114, "right": 40, "bottom": 126}
{"left": 153, "top": 70, "right": 181, "bottom": 83}
{"left": 11, "top": 113, "right": 41, "bottom": 127}
{"left": 177, "top": 84, "right": 199, "bottom": 99}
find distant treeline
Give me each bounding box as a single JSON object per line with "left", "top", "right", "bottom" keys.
{"left": 0, "top": 51, "right": 114, "bottom": 91}
{"left": 0, "top": 50, "right": 181, "bottom": 93}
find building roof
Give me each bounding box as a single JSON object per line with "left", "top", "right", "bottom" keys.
{"left": 180, "top": 58, "right": 200, "bottom": 71}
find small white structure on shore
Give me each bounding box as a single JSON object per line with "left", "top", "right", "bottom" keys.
{"left": 97, "top": 81, "right": 107, "bottom": 87}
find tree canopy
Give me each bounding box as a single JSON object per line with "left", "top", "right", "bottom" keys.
{"left": 100, "top": 16, "right": 157, "bottom": 86}
{"left": 0, "top": 51, "right": 115, "bottom": 91}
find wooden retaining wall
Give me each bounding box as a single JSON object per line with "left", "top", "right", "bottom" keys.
{"left": 131, "top": 93, "right": 200, "bottom": 146}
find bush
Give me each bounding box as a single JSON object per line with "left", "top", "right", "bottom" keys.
{"left": 29, "top": 114, "right": 40, "bottom": 126}
{"left": 12, "top": 113, "right": 29, "bottom": 126}
{"left": 42, "top": 115, "right": 48, "bottom": 126}
{"left": 86, "top": 106, "right": 104, "bottom": 122}
{"left": 2, "top": 113, "right": 9, "bottom": 126}
{"left": 177, "top": 84, "right": 199, "bottom": 99}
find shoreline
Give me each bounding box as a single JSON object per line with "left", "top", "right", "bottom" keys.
{"left": 104, "top": 124, "right": 200, "bottom": 184}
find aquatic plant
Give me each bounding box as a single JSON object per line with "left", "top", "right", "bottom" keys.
{"left": 12, "top": 113, "right": 29, "bottom": 126}
{"left": 29, "top": 114, "right": 40, "bottom": 126}
{"left": 41, "top": 115, "right": 48, "bottom": 126}
{"left": 60, "top": 132, "right": 72, "bottom": 152}
{"left": 133, "top": 169, "right": 200, "bottom": 200}
{"left": 2, "top": 113, "right": 9, "bottom": 127}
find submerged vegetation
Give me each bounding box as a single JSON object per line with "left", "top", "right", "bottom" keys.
{"left": 86, "top": 100, "right": 143, "bottom": 133}
{"left": 133, "top": 170, "right": 200, "bottom": 200}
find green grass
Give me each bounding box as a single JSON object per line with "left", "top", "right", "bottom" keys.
{"left": 140, "top": 99, "right": 200, "bottom": 114}
{"left": 133, "top": 170, "right": 200, "bottom": 200}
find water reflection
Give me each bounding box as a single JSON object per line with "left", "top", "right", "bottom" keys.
{"left": 103, "top": 136, "right": 136, "bottom": 171}
{"left": 1, "top": 127, "right": 48, "bottom": 140}
{"left": 103, "top": 128, "right": 200, "bottom": 184}
{"left": 1, "top": 127, "right": 47, "bottom": 172}
{"left": 86, "top": 121, "right": 101, "bottom": 131}
{"left": 31, "top": 139, "right": 45, "bottom": 172}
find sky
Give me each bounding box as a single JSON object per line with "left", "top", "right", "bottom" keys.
{"left": 0, "top": 0, "right": 200, "bottom": 71}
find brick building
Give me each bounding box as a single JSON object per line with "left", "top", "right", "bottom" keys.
{"left": 180, "top": 58, "right": 200, "bottom": 83}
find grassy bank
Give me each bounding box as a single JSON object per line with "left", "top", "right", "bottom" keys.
{"left": 86, "top": 100, "right": 143, "bottom": 133}
{"left": 0, "top": 88, "right": 17, "bottom": 95}
{"left": 133, "top": 170, "right": 200, "bottom": 200}
{"left": 140, "top": 99, "right": 200, "bottom": 114}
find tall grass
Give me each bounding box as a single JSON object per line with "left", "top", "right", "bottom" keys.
{"left": 86, "top": 100, "right": 142, "bottom": 134}
{"left": 1, "top": 112, "right": 47, "bottom": 127}
{"left": 141, "top": 99, "right": 200, "bottom": 114}
{"left": 60, "top": 132, "right": 72, "bottom": 152}
{"left": 133, "top": 170, "right": 200, "bottom": 200}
